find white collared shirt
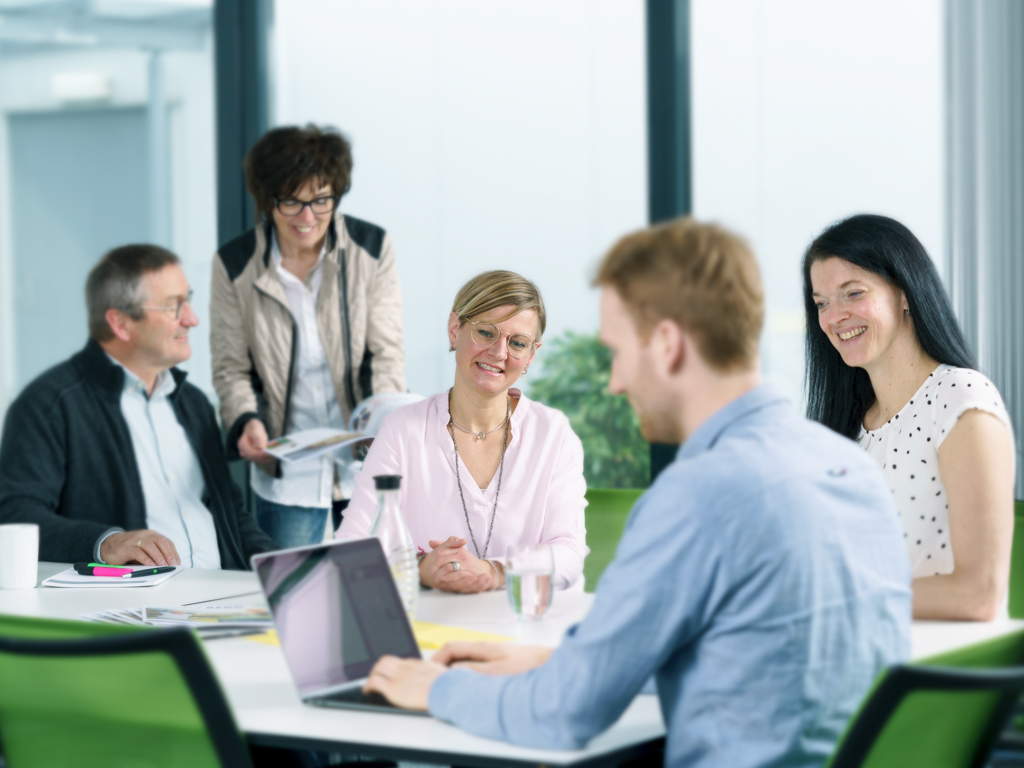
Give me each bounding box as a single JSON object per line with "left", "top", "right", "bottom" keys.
{"left": 251, "top": 233, "right": 349, "bottom": 508}
{"left": 110, "top": 357, "right": 221, "bottom": 569}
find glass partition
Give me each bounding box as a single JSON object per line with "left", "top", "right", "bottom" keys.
{"left": 0, "top": 0, "right": 217, "bottom": 407}
{"left": 270, "top": 0, "right": 651, "bottom": 488}
{"left": 691, "top": 0, "right": 945, "bottom": 408}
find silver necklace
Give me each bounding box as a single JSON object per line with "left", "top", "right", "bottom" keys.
{"left": 449, "top": 403, "right": 511, "bottom": 440}
{"left": 449, "top": 393, "right": 509, "bottom": 559}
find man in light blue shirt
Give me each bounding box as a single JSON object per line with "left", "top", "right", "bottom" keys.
{"left": 100, "top": 359, "right": 221, "bottom": 568}
{"left": 364, "top": 218, "right": 912, "bottom": 767}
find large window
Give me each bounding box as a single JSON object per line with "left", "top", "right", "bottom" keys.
{"left": 0, "top": 0, "right": 217, "bottom": 406}
{"left": 271, "top": 0, "right": 650, "bottom": 487}
{"left": 691, "top": 0, "right": 945, "bottom": 407}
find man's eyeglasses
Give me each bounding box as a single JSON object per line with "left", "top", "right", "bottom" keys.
{"left": 135, "top": 290, "right": 194, "bottom": 320}
{"left": 274, "top": 196, "right": 340, "bottom": 216}
{"left": 467, "top": 321, "right": 535, "bottom": 359}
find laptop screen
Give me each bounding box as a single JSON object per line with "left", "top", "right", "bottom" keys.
{"left": 253, "top": 538, "right": 421, "bottom": 698}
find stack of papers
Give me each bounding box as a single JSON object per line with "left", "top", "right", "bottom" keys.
{"left": 82, "top": 605, "right": 273, "bottom": 639}
{"left": 265, "top": 428, "right": 372, "bottom": 464}
{"left": 42, "top": 565, "right": 184, "bottom": 588}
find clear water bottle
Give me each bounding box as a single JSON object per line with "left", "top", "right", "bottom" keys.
{"left": 368, "top": 475, "right": 418, "bottom": 621}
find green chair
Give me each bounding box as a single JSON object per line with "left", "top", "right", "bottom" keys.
{"left": 584, "top": 487, "right": 644, "bottom": 592}
{"left": 1008, "top": 500, "right": 1024, "bottom": 619}
{"left": 0, "top": 614, "right": 253, "bottom": 768}
{"left": 827, "top": 630, "right": 1024, "bottom": 768}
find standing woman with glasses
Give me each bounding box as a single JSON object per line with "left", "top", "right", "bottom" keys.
{"left": 336, "top": 271, "right": 589, "bottom": 592}
{"left": 211, "top": 124, "right": 406, "bottom": 549}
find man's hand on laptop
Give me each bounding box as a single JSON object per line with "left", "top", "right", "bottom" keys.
{"left": 433, "top": 642, "right": 553, "bottom": 676}
{"left": 101, "top": 530, "right": 181, "bottom": 566}
{"left": 363, "top": 656, "right": 447, "bottom": 711}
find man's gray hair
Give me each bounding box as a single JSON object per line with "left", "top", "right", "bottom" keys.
{"left": 86, "top": 244, "right": 180, "bottom": 341}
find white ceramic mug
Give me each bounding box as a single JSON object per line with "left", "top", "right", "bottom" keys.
{"left": 0, "top": 523, "right": 39, "bottom": 589}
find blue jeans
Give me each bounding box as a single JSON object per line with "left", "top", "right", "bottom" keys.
{"left": 254, "top": 496, "right": 329, "bottom": 550}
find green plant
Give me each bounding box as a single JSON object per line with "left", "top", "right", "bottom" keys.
{"left": 528, "top": 331, "right": 649, "bottom": 489}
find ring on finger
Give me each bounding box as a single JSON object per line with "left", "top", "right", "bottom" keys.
{"left": 137, "top": 540, "right": 144, "bottom": 548}
{"left": 450, "top": 561, "right": 461, "bottom": 572}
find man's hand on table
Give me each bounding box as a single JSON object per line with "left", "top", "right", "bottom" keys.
{"left": 419, "top": 536, "right": 503, "bottom": 593}
{"left": 434, "top": 642, "right": 553, "bottom": 676}
{"left": 100, "top": 530, "right": 181, "bottom": 566}
{"left": 364, "top": 642, "right": 553, "bottom": 711}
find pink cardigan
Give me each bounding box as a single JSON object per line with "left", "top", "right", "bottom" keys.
{"left": 336, "top": 390, "right": 589, "bottom": 589}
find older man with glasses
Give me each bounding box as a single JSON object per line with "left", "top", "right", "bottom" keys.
{"left": 0, "top": 244, "right": 278, "bottom": 569}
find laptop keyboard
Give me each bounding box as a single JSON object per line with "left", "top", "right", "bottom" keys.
{"left": 315, "top": 688, "right": 398, "bottom": 709}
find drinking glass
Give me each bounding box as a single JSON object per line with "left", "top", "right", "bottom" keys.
{"left": 506, "top": 544, "right": 554, "bottom": 620}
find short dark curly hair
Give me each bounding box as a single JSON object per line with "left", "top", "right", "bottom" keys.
{"left": 243, "top": 124, "right": 353, "bottom": 221}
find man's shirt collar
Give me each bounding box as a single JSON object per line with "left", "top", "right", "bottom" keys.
{"left": 677, "top": 384, "right": 790, "bottom": 462}
{"left": 104, "top": 352, "right": 177, "bottom": 400}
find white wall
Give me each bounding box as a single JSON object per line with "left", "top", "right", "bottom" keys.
{"left": 691, "top": 0, "right": 945, "bottom": 406}
{"left": 272, "top": 0, "right": 648, "bottom": 397}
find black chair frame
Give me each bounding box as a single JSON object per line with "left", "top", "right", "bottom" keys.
{"left": 829, "top": 663, "right": 1024, "bottom": 768}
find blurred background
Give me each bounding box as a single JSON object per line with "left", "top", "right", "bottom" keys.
{"left": 0, "top": 0, "right": 1019, "bottom": 493}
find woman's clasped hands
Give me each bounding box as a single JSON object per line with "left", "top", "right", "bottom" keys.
{"left": 419, "top": 536, "right": 504, "bottom": 593}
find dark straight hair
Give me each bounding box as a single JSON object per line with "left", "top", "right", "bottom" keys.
{"left": 802, "top": 214, "right": 976, "bottom": 439}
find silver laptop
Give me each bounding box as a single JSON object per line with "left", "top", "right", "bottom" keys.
{"left": 252, "top": 537, "right": 427, "bottom": 715}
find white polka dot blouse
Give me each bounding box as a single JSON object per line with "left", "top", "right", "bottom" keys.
{"left": 857, "top": 365, "right": 1014, "bottom": 579}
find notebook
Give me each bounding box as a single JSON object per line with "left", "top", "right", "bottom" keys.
{"left": 251, "top": 537, "right": 427, "bottom": 716}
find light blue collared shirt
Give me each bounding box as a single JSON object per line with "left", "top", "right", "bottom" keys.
{"left": 100, "top": 357, "right": 221, "bottom": 569}
{"left": 430, "top": 386, "right": 912, "bottom": 767}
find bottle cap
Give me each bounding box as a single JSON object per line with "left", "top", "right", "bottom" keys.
{"left": 373, "top": 475, "right": 402, "bottom": 490}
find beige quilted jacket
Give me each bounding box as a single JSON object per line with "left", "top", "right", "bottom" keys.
{"left": 210, "top": 212, "right": 406, "bottom": 478}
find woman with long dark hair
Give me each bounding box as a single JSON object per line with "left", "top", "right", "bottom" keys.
{"left": 804, "top": 214, "right": 1015, "bottom": 621}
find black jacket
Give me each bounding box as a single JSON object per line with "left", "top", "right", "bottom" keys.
{"left": 0, "top": 340, "right": 278, "bottom": 567}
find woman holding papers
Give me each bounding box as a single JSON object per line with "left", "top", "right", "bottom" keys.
{"left": 210, "top": 125, "right": 406, "bottom": 548}
{"left": 804, "top": 214, "right": 1015, "bottom": 621}
{"left": 337, "top": 271, "right": 589, "bottom": 592}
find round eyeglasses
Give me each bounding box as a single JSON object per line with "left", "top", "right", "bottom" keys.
{"left": 274, "top": 195, "right": 340, "bottom": 216}
{"left": 467, "top": 321, "right": 535, "bottom": 359}
{"left": 135, "top": 289, "right": 194, "bottom": 320}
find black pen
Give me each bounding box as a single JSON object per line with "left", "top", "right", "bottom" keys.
{"left": 122, "top": 566, "right": 177, "bottom": 578}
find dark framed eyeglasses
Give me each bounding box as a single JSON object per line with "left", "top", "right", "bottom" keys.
{"left": 135, "top": 289, "right": 194, "bottom": 320}
{"left": 273, "top": 196, "right": 340, "bottom": 216}
{"left": 467, "top": 321, "right": 535, "bottom": 359}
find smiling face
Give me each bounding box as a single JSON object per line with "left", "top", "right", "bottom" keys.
{"left": 271, "top": 178, "right": 334, "bottom": 255}
{"left": 809, "top": 257, "right": 912, "bottom": 373}
{"left": 448, "top": 305, "right": 539, "bottom": 397}
{"left": 131, "top": 264, "right": 198, "bottom": 370}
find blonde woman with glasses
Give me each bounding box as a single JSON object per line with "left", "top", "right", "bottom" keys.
{"left": 336, "top": 270, "right": 589, "bottom": 593}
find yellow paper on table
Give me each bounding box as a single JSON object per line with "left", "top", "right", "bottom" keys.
{"left": 243, "top": 623, "right": 511, "bottom": 650}
{"left": 246, "top": 629, "right": 280, "bottom": 646}
{"left": 411, "top": 621, "right": 512, "bottom": 651}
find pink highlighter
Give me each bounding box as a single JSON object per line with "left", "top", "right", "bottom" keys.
{"left": 90, "top": 567, "right": 133, "bottom": 577}
{"left": 72, "top": 563, "right": 135, "bottom": 577}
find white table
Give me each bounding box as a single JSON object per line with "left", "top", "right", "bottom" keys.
{"left": 0, "top": 564, "right": 665, "bottom": 767}
{"left": 6, "top": 564, "right": 1024, "bottom": 766}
